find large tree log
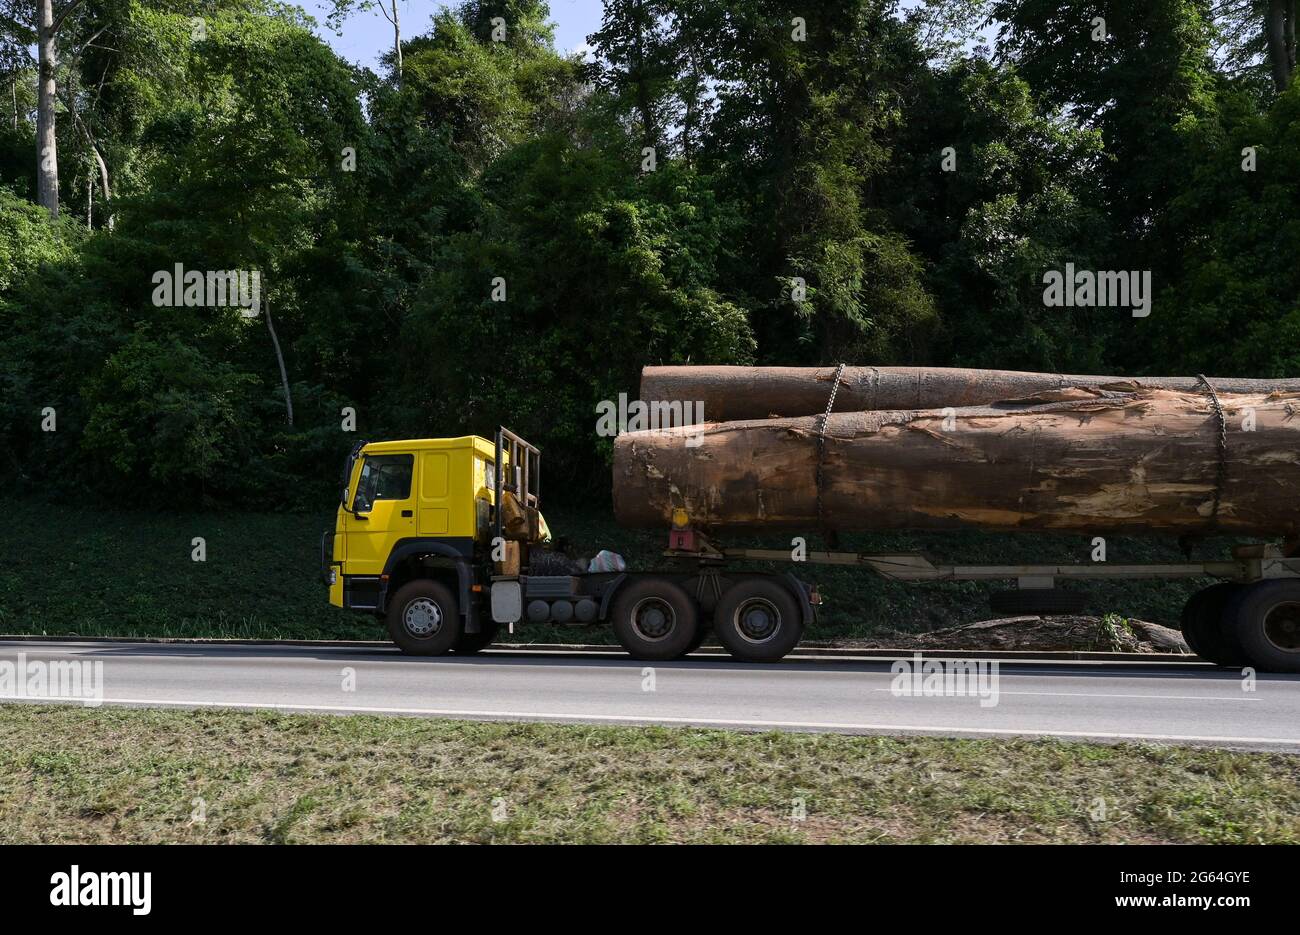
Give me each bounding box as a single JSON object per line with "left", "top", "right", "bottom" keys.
{"left": 641, "top": 365, "right": 1300, "bottom": 421}
{"left": 612, "top": 389, "right": 1300, "bottom": 537}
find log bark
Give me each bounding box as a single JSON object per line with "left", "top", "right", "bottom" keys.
{"left": 612, "top": 388, "right": 1300, "bottom": 537}
{"left": 641, "top": 365, "right": 1300, "bottom": 422}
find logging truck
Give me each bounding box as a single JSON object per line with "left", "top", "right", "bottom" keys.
{"left": 323, "top": 428, "right": 1300, "bottom": 672}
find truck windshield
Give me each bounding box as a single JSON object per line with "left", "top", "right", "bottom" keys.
{"left": 352, "top": 455, "right": 414, "bottom": 512}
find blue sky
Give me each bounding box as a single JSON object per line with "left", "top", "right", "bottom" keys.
{"left": 299, "top": 0, "right": 606, "bottom": 71}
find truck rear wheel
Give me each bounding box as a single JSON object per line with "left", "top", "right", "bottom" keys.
{"left": 1180, "top": 583, "right": 1247, "bottom": 667}
{"left": 1225, "top": 580, "right": 1300, "bottom": 673}
{"left": 610, "top": 578, "right": 700, "bottom": 661}
{"left": 386, "top": 579, "right": 462, "bottom": 656}
{"left": 712, "top": 580, "right": 803, "bottom": 663}
{"left": 678, "top": 625, "right": 710, "bottom": 659}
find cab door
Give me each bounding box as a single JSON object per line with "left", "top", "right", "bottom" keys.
{"left": 344, "top": 453, "right": 416, "bottom": 575}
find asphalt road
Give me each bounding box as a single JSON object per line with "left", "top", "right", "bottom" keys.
{"left": 2, "top": 640, "right": 1298, "bottom": 750}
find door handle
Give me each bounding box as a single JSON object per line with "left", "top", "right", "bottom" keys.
{"left": 401, "top": 509, "right": 413, "bottom": 517}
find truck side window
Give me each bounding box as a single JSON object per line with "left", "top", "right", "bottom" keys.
{"left": 353, "top": 455, "right": 413, "bottom": 511}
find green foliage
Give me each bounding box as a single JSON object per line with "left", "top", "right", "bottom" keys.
{"left": 684, "top": 0, "right": 938, "bottom": 360}
{"left": 1098, "top": 613, "right": 1135, "bottom": 651}
{"left": 887, "top": 58, "right": 1113, "bottom": 369}
{"left": 0, "top": 0, "right": 1296, "bottom": 507}
{"left": 991, "top": 0, "right": 1220, "bottom": 243}
{"left": 404, "top": 142, "right": 755, "bottom": 483}
{"left": 0, "top": 187, "right": 82, "bottom": 290}
{"left": 1151, "top": 82, "right": 1300, "bottom": 375}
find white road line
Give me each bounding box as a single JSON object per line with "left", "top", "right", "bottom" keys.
{"left": 0, "top": 648, "right": 1239, "bottom": 682}
{"left": 6, "top": 697, "right": 1299, "bottom": 747}
{"left": 872, "top": 689, "right": 1259, "bottom": 701}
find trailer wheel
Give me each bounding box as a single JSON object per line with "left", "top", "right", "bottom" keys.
{"left": 1180, "top": 583, "right": 1247, "bottom": 667}
{"left": 712, "top": 580, "right": 803, "bottom": 663}
{"left": 1224, "top": 580, "right": 1300, "bottom": 673}
{"left": 453, "top": 620, "right": 500, "bottom": 655}
{"left": 386, "top": 579, "right": 462, "bottom": 656}
{"left": 610, "top": 578, "right": 700, "bottom": 661}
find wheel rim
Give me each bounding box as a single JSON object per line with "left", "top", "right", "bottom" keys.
{"left": 404, "top": 597, "right": 443, "bottom": 639}
{"left": 734, "top": 598, "right": 780, "bottom": 643}
{"left": 631, "top": 597, "right": 676, "bottom": 642}
{"left": 1262, "top": 600, "right": 1300, "bottom": 653}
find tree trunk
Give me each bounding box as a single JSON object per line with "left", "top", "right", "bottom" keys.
{"left": 1288, "top": 0, "right": 1297, "bottom": 75}
{"left": 64, "top": 90, "right": 113, "bottom": 230}
{"left": 81, "top": 124, "right": 112, "bottom": 230}
{"left": 36, "top": 0, "right": 59, "bottom": 217}
{"left": 632, "top": 0, "right": 657, "bottom": 152}
{"left": 1267, "top": 0, "right": 1294, "bottom": 92}
{"left": 640, "top": 365, "right": 1300, "bottom": 421}
{"left": 612, "top": 389, "right": 1300, "bottom": 537}
{"left": 264, "top": 297, "right": 294, "bottom": 426}
{"left": 92, "top": 142, "right": 112, "bottom": 230}
{"left": 391, "top": 0, "right": 402, "bottom": 87}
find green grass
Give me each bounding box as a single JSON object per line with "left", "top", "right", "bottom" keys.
{"left": 0, "top": 498, "right": 1237, "bottom": 642}
{"left": 0, "top": 502, "right": 370, "bottom": 640}
{"left": 1, "top": 704, "right": 1296, "bottom": 844}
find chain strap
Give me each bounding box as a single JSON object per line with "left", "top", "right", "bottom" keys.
{"left": 1196, "top": 373, "right": 1228, "bottom": 526}
{"left": 816, "top": 363, "right": 847, "bottom": 539}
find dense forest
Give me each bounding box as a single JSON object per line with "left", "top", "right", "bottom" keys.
{"left": 1, "top": 0, "right": 1297, "bottom": 509}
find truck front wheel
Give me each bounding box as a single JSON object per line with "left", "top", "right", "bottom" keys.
{"left": 611, "top": 578, "right": 700, "bottom": 661}
{"left": 386, "top": 579, "right": 462, "bottom": 656}
{"left": 712, "top": 580, "right": 803, "bottom": 663}
{"left": 454, "top": 620, "right": 500, "bottom": 655}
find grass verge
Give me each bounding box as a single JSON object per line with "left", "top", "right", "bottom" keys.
{"left": 1, "top": 704, "right": 1297, "bottom": 843}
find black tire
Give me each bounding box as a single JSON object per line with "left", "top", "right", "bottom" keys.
{"left": 1178, "top": 588, "right": 1210, "bottom": 658}
{"left": 678, "top": 624, "right": 710, "bottom": 659}
{"left": 988, "top": 588, "right": 1087, "bottom": 616}
{"left": 712, "top": 579, "right": 804, "bottom": 663}
{"left": 1224, "top": 580, "right": 1300, "bottom": 673}
{"left": 386, "top": 579, "right": 462, "bottom": 656}
{"left": 610, "top": 578, "right": 700, "bottom": 661}
{"left": 1180, "top": 583, "right": 1248, "bottom": 666}
{"left": 453, "top": 620, "right": 500, "bottom": 655}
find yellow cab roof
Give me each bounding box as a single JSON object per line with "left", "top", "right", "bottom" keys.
{"left": 362, "top": 436, "right": 498, "bottom": 459}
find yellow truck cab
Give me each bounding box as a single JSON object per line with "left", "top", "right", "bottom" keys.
{"left": 323, "top": 429, "right": 544, "bottom": 654}
{"left": 324, "top": 427, "right": 817, "bottom": 662}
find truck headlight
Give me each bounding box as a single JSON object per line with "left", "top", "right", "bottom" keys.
{"left": 328, "top": 569, "right": 337, "bottom": 585}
